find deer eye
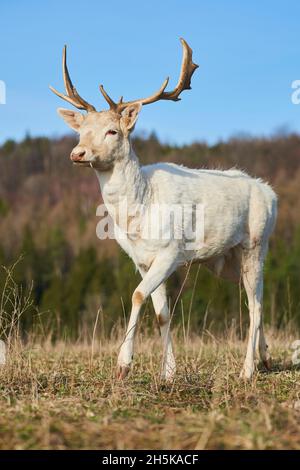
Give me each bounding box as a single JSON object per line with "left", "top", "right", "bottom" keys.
{"left": 105, "top": 129, "right": 118, "bottom": 137}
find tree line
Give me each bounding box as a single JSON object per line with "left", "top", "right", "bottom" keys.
{"left": 0, "top": 131, "right": 300, "bottom": 337}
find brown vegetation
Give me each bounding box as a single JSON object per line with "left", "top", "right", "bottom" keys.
{"left": 1, "top": 133, "right": 300, "bottom": 449}
{"left": 0, "top": 327, "right": 299, "bottom": 450}
{"left": 1, "top": 132, "right": 300, "bottom": 335}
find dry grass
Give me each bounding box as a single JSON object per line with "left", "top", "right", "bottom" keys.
{"left": 0, "top": 326, "right": 300, "bottom": 450}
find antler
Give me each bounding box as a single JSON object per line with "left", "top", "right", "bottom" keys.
{"left": 49, "top": 45, "right": 96, "bottom": 112}
{"left": 99, "top": 38, "right": 199, "bottom": 113}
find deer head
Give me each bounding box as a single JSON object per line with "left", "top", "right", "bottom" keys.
{"left": 50, "top": 39, "right": 198, "bottom": 171}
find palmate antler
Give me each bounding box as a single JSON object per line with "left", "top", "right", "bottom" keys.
{"left": 100, "top": 38, "right": 199, "bottom": 113}
{"left": 50, "top": 38, "right": 198, "bottom": 113}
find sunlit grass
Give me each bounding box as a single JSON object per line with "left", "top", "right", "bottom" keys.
{"left": 0, "top": 326, "right": 299, "bottom": 450}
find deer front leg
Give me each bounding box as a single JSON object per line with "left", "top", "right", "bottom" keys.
{"left": 117, "top": 249, "right": 178, "bottom": 380}
{"left": 138, "top": 267, "right": 176, "bottom": 382}
{"left": 151, "top": 283, "right": 176, "bottom": 381}
{"left": 256, "top": 321, "right": 271, "bottom": 370}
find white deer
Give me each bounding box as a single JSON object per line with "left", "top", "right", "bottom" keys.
{"left": 50, "top": 39, "right": 277, "bottom": 381}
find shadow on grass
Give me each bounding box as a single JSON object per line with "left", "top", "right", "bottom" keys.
{"left": 258, "top": 360, "right": 300, "bottom": 374}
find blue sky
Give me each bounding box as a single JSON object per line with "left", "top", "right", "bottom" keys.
{"left": 0, "top": 0, "right": 300, "bottom": 145}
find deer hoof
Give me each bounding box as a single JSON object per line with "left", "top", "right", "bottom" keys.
{"left": 239, "top": 366, "right": 254, "bottom": 380}
{"left": 116, "top": 365, "right": 130, "bottom": 380}
{"left": 263, "top": 358, "right": 272, "bottom": 370}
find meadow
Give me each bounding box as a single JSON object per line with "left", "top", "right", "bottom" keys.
{"left": 1, "top": 133, "right": 300, "bottom": 449}
{"left": 0, "top": 327, "right": 300, "bottom": 450}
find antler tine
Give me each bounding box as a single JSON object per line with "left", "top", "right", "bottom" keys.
{"left": 62, "top": 45, "right": 74, "bottom": 97}
{"left": 99, "top": 84, "right": 118, "bottom": 110}
{"left": 49, "top": 45, "right": 96, "bottom": 112}
{"left": 99, "top": 78, "right": 170, "bottom": 112}
{"left": 116, "top": 77, "right": 170, "bottom": 112}
{"left": 160, "top": 38, "right": 199, "bottom": 101}
{"left": 100, "top": 38, "right": 198, "bottom": 113}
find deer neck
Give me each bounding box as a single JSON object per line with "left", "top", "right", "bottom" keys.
{"left": 95, "top": 143, "right": 149, "bottom": 223}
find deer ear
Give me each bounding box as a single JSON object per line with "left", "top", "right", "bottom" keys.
{"left": 120, "top": 103, "right": 142, "bottom": 132}
{"left": 57, "top": 108, "right": 84, "bottom": 131}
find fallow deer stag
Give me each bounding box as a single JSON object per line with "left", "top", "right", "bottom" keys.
{"left": 50, "top": 39, "right": 277, "bottom": 381}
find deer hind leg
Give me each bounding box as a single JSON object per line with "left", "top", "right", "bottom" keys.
{"left": 220, "top": 246, "right": 270, "bottom": 367}
{"left": 151, "top": 283, "right": 176, "bottom": 381}
{"left": 240, "top": 244, "right": 268, "bottom": 379}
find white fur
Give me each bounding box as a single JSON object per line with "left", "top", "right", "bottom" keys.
{"left": 59, "top": 108, "right": 277, "bottom": 381}
{"left": 96, "top": 152, "right": 277, "bottom": 381}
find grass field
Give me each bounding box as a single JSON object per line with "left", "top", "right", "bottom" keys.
{"left": 0, "top": 326, "right": 300, "bottom": 450}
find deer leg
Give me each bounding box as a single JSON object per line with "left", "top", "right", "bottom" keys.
{"left": 117, "top": 250, "right": 178, "bottom": 379}
{"left": 138, "top": 268, "right": 176, "bottom": 381}
{"left": 256, "top": 315, "right": 271, "bottom": 369}
{"left": 240, "top": 246, "right": 266, "bottom": 379}
{"left": 151, "top": 283, "right": 176, "bottom": 381}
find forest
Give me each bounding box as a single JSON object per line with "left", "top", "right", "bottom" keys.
{"left": 0, "top": 131, "right": 300, "bottom": 338}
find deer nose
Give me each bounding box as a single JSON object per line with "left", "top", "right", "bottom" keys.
{"left": 70, "top": 150, "right": 86, "bottom": 162}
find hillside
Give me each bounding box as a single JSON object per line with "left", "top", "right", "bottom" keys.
{"left": 0, "top": 133, "right": 300, "bottom": 336}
